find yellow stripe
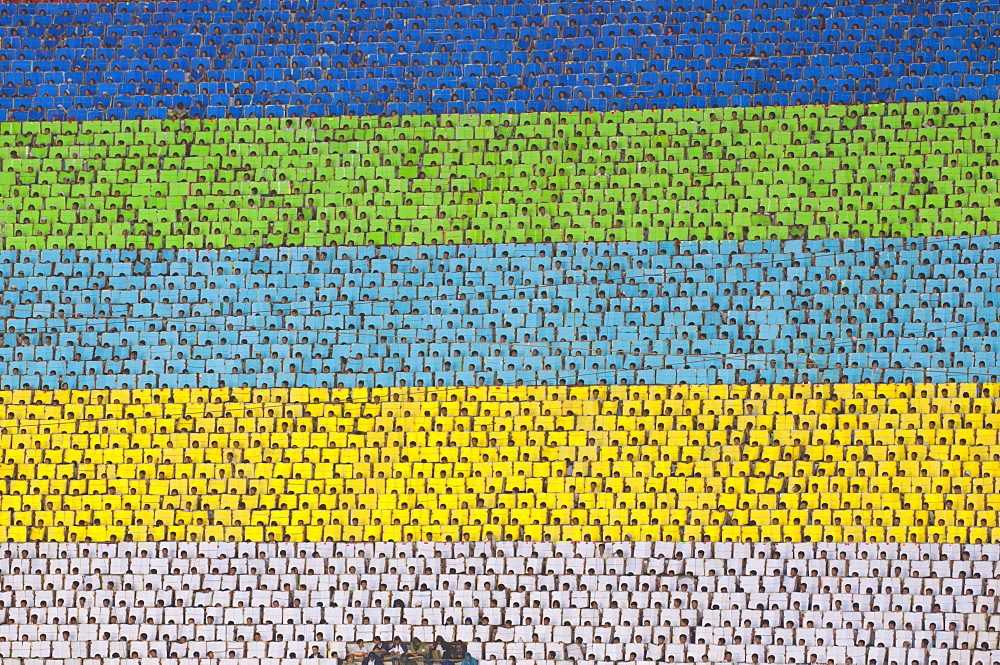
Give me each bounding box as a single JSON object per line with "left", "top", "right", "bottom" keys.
{"left": 1, "top": 385, "right": 998, "bottom": 542}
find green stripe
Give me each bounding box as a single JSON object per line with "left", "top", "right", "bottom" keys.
{"left": 2, "top": 100, "right": 999, "bottom": 249}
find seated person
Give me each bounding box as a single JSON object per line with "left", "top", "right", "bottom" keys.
{"left": 346, "top": 641, "right": 369, "bottom": 664}
{"left": 363, "top": 637, "right": 389, "bottom": 665}
{"left": 402, "top": 637, "right": 429, "bottom": 665}
{"left": 442, "top": 639, "right": 468, "bottom": 664}
{"left": 385, "top": 637, "right": 406, "bottom": 664}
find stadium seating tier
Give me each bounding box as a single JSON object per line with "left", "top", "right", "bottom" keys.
{"left": 4, "top": 542, "right": 999, "bottom": 664}
{"left": 1, "top": 0, "right": 998, "bottom": 119}
{"left": 1, "top": 384, "right": 999, "bottom": 543}
{"left": 3, "top": 238, "right": 1000, "bottom": 387}
{"left": 3, "top": 102, "right": 1000, "bottom": 249}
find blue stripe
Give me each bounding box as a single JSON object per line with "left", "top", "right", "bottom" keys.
{"left": 2, "top": 0, "right": 996, "bottom": 121}
{"left": 1, "top": 237, "right": 997, "bottom": 388}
